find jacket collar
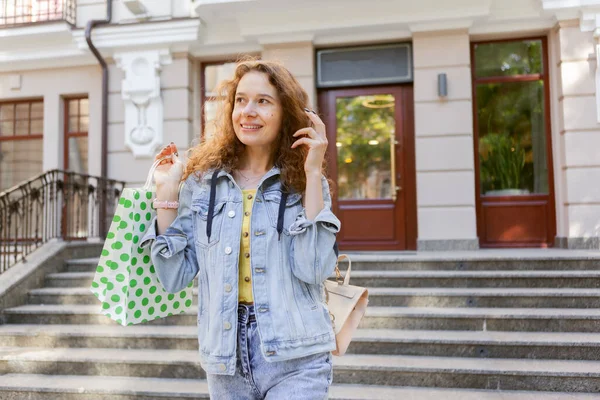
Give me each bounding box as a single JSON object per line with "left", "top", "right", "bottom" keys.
{"left": 204, "top": 166, "right": 283, "bottom": 191}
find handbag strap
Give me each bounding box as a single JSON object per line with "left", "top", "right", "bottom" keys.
{"left": 334, "top": 254, "right": 352, "bottom": 286}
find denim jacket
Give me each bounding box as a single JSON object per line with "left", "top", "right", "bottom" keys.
{"left": 140, "top": 166, "right": 341, "bottom": 375}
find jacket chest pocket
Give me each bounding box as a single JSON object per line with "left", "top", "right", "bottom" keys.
{"left": 262, "top": 190, "right": 303, "bottom": 236}
{"left": 191, "top": 197, "right": 227, "bottom": 248}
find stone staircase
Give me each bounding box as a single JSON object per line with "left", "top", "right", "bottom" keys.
{"left": 1, "top": 250, "right": 600, "bottom": 399}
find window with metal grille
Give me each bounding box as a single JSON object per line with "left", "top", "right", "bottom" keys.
{"left": 0, "top": 0, "right": 76, "bottom": 26}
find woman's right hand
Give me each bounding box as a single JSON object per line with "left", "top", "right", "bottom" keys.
{"left": 154, "top": 142, "right": 184, "bottom": 191}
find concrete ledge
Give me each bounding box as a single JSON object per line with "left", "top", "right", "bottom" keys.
{"left": 0, "top": 240, "right": 102, "bottom": 323}
{"left": 417, "top": 239, "right": 479, "bottom": 251}
{"left": 555, "top": 237, "right": 600, "bottom": 250}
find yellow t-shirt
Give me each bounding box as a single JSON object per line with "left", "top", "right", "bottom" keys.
{"left": 238, "top": 189, "right": 256, "bottom": 303}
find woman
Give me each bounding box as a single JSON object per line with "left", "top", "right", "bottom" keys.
{"left": 141, "top": 59, "right": 341, "bottom": 399}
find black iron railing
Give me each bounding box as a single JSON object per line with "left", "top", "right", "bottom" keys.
{"left": 0, "top": 170, "right": 125, "bottom": 274}
{"left": 0, "top": 0, "right": 76, "bottom": 27}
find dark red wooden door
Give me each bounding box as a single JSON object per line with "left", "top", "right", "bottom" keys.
{"left": 318, "top": 85, "right": 416, "bottom": 251}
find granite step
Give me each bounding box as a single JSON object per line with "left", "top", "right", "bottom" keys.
{"left": 66, "top": 250, "right": 600, "bottom": 272}
{"left": 45, "top": 270, "right": 600, "bottom": 289}
{"left": 2, "top": 374, "right": 598, "bottom": 400}
{"left": 6, "top": 304, "right": 600, "bottom": 332}
{"left": 1, "top": 348, "right": 600, "bottom": 391}
{"left": 29, "top": 286, "right": 600, "bottom": 308}
{"left": 2, "top": 324, "right": 600, "bottom": 360}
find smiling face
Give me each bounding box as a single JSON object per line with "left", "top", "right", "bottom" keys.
{"left": 232, "top": 71, "right": 283, "bottom": 153}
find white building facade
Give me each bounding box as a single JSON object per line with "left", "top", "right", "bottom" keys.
{"left": 0, "top": 0, "right": 599, "bottom": 251}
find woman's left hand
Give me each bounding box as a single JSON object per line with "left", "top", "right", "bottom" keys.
{"left": 291, "top": 109, "right": 328, "bottom": 175}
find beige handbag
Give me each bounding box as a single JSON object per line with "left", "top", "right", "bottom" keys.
{"left": 324, "top": 254, "right": 369, "bottom": 356}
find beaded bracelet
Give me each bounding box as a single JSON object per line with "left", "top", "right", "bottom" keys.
{"left": 153, "top": 199, "right": 179, "bottom": 209}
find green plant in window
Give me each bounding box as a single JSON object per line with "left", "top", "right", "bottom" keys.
{"left": 479, "top": 133, "right": 527, "bottom": 194}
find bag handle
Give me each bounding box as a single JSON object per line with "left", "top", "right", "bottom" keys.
{"left": 334, "top": 254, "right": 352, "bottom": 286}
{"left": 143, "top": 155, "right": 173, "bottom": 191}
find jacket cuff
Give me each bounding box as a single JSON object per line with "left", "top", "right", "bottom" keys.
{"left": 288, "top": 207, "right": 341, "bottom": 236}
{"left": 140, "top": 217, "right": 188, "bottom": 258}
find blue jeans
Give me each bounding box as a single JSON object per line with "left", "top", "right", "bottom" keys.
{"left": 207, "top": 304, "right": 333, "bottom": 399}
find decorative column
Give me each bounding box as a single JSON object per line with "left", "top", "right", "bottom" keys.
{"left": 114, "top": 49, "right": 172, "bottom": 158}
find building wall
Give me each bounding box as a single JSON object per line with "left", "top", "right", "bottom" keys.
{"left": 107, "top": 55, "right": 196, "bottom": 187}
{"left": 0, "top": 66, "right": 102, "bottom": 175}
{"left": 412, "top": 30, "right": 478, "bottom": 250}
{"left": 550, "top": 21, "right": 600, "bottom": 248}
{"left": 262, "top": 42, "right": 316, "bottom": 109}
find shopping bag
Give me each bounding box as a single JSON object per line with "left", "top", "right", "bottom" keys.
{"left": 90, "top": 157, "right": 193, "bottom": 326}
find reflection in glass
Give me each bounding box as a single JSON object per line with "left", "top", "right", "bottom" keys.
{"left": 204, "top": 63, "right": 237, "bottom": 97}
{"left": 15, "top": 103, "right": 29, "bottom": 119}
{"left": 80, "top": 116, "right": 89, "bottom": 133}
{"left": 0, "top": 121, "right": 13, "bottom": 136}
{"left": 477, "top": 80, "right": 548, "bottom": 195}
{"left": 15, "top": 120, "right": 29, "bottom": 135}
{"left": 68, "top": 116, "right": 79, "bottom": 133}
{"left": 0, "top": 104, "right": 14, "bottom": 120}
{"left": 0, "top": 139, "right": 43, "bottom": 191}
{"left": 68, "top": 136, "right": 88, "bottom": 175}
{"left": 30, "top": 119, "right": 43, "bottom": 134}
{"left": 336, "top": 95, "right": 395, "bottom": 200}
{"left": 30, "top": 102, "right": 43, "bottom": 118}
{"left": 80, "top": 99, "right": 89, "bottom": 116}
{"left": 474, "top": 40, "right": 542, "bottom": 78}
{"left": 69, "top": 100, "right": 79, "bottom": 116}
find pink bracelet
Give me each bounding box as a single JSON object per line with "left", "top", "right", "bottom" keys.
{"left": 153, "top": 199, "right": 179, "bottom": 209}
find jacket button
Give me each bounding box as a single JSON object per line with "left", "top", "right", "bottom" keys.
{"left": 244, "top": 276, "right": 250, "bottom": 282}
{"left": 224, "top": 247, "right": 232, "bottom": 255}
{"left": 244, "top": 252, "right": 250, "bottom": 258}
{"left": 265, "top": 351, "right": 276, "bottom": 356}
{"left": 243, "top": 232, "right": 249, "bottom": 237}
{"left": 224, "top": 321, "right": 232, "bottom": 330}
{"left": 219, "top": 364, "right": 226, "bottom": 371}
{"left": 228, "top": 210, "right": 235, "bottom": 218}
{"left": 224, "top": 283, "right": 232, "bottom": 292}
{"left": 244, "top": 211, "right": 250, "bottom": 216}
{"left": 247, "top": 194, "right": 253, "bottom": 200}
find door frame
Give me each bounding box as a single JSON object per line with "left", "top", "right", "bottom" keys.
{"left": 471, "top": 36, "right": 557, "bottom": 247}
{"left": 318, "top": 84, "right": 417, "bottom": 251}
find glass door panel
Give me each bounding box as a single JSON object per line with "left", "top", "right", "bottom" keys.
{"left": 476, "top": 80, "right": 548, "bottom": 195}
{"left": 335, "top": 94, "right": 396, "bottom": 200}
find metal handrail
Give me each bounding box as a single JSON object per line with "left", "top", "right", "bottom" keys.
{"left": 0, "top": 169, "right": 125, "bottom": 274}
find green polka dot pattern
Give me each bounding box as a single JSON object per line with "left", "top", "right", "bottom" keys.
{"left": 90, "top": 188, "right": 194, "bottom": 326}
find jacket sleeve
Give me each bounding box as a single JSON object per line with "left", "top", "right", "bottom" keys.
{"left": 140, "top": 179, "right": 199, "bottom": 293}
{"left": 288, "top": 175, "right": 341, "bottom": 284}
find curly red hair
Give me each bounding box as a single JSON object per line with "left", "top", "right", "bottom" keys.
{"left": 183, "top": 58, "right": 327, "bottom": 194}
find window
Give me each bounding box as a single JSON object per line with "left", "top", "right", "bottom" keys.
{"left": 64, "top": 97, "right": 89, "bottom": 174}
{"left": 0, "top": 100, "right": 44, "bottom": 192}
{"left": 472, "top": 39, "right": 549, "bottom": 196}
{"left": 0, "top": 0, "right": 76, "bottom": 26}
{"left": 201, "top": 61, "right": 238, "bottom": 140}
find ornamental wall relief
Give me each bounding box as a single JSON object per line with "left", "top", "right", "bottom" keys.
{"left": 115, "top": 49, "right": 172, "bottom": 157}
